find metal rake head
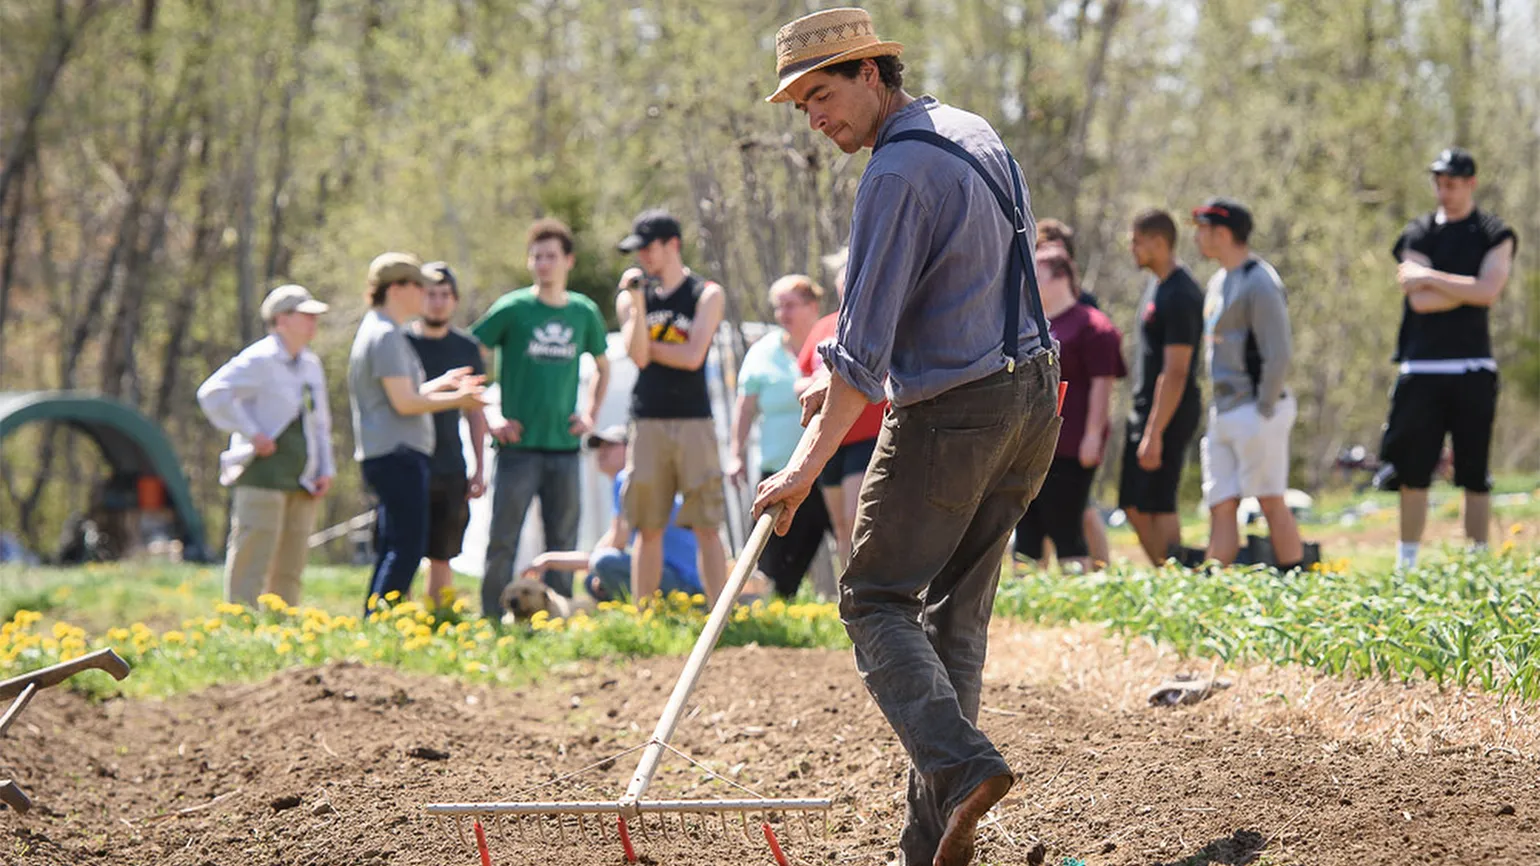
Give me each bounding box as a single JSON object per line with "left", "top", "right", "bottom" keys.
{"left": 427, "top": 798, "right": 831, "bottom": 863}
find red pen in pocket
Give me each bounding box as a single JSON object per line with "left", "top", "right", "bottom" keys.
{"left": 1056, "top": 380, "right": 1068, "bottom": 416}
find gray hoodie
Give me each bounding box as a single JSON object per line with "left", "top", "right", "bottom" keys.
{"left": 1203, "top": 256, "right": 1292, "bottom": 416}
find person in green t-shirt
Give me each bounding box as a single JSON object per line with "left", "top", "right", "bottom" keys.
{"left": 471, "top": 218, "right": 610, "bottom": 615}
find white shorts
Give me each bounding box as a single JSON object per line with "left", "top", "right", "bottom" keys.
{"left": 1201, "top": 394, "right": 1295, "bottom": 508}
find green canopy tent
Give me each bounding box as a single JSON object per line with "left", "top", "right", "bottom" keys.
{"left": 0, "top": 391, "right": 211, "bottom": 562}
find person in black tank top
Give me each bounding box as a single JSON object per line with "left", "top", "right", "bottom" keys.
{"left": 1380, "top": 148, "right": 1518, "bottom": 570}
{"left": 615, "top": 209, "right": 730, "bottom": 604}
{"left": 631, "top": 273, "right": 713, "bottom": 419}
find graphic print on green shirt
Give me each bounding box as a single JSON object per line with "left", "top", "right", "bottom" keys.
{"left": 471, "top": 287, "right": 607, "bottom": 452}
{"left": 238, "top": 418, "right": 307, "bottom": 490}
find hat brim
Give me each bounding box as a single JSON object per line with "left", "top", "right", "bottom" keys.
{"left": 295, "top": 300, "right": 330, "bottom": 315}
{"left": 585, "top": 434, "right": 626, "bottom": 449}
{"left": 765, "top": 41, "right": 904, "bottom": 104}
{"left": 1428, "top": 161, "right": 1473, "bottom": 177}
{"left": 617, "top": 233, "right": 647, "bottom": 253}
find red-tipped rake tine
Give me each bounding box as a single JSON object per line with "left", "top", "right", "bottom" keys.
{"left": 763, "top": 821, "right": 790, "bottom": 866}
{"left": 617, "top": 815, "right": 638, "bottom": 863}
{"left": 473, "top": 820, "right": 493, "bottom": 866}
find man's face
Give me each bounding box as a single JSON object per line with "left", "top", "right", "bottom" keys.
{"left": 274, "top": 311, "right": 320, "bottom": 346}
{"left": 1193, "top": 223, "right": 1223, "bottom": 260}
{"left": 787, "top": 63, "right": 884, "bottom": 154}
{"left": 634, "top": 237, "right": 676, "bottom": 276}
{"left": 596, "top": 441, "right": 627, "bottom": 476}
{"left": 423, "top": 281, "right": 458, "bottom": 327}
{"left": 1129, "top": 231, "right": 1165, "bottom": 269}
{"left": 528, "top": 238, "right": 574, "bottom": 287}
{"left": 1432, "top": 174, "right": 1476, "bottom": 214}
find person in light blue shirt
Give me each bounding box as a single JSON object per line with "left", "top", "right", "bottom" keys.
{"left": 523, "top": 426, "right": 702, "bottom": 600}
{"left": 726, "top": 274, "right": 832, "bottom": 596}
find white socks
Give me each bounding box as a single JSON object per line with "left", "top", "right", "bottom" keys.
{"left": 1397, "top": 541, "right": 1420, "bottom": 570}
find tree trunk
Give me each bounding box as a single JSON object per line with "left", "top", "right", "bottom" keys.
{"left": 1064, "top": 0, "right": 1125, "bottom": 230}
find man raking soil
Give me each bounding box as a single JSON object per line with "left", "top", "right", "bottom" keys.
{"left": 754, "top": 8, "right": 1062, "bottom": 865}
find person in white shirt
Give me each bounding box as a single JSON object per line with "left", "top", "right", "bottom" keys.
{"left": 197, "top": 285, "right": 335, "bottom": 605}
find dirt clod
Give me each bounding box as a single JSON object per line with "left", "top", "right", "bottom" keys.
{"left": 406, "top": 746, "right": 449, "bottom": 761}
{"left": 270, "top": 794, "right": 302, "bottom": 811}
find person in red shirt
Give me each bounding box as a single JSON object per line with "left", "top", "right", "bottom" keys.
{"left": 1014, "top": 248, "right": 1127, "bottom": 572}
{"left": 795, "top": 249, "right": 886, "bottom": 567}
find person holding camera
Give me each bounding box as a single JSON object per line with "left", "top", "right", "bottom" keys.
{"left": 471, "top": 219, "right": 610, "bottom": 616}
{"left": 615, "top": 209, "right": 729, "bottom": 605}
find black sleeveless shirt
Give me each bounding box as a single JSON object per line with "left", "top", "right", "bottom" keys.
{"left": 632, "top": 273, "right": 713, "bottom": 419}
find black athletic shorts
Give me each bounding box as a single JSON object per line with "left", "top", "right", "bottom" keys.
{"left": 756, "top": 483, "right": 831, "bottom": 597}
{"left": 1016, "top": 457, "right": 1097, "bottom": 560}
{"left": 818, "top": 437, "right": 878, "bottom": 488}
{"left": 425, "top": 474, "right": 471, "bottom": 561}
{"left": 1118, "top": 397, "right": 1201, "bottom": 514}
{"left": 1377, "top": 370, "right": 1498, "bottom": 492}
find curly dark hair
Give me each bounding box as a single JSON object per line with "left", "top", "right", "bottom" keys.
{"left": 823, "top": 55, "right": 904, "bottom": 90}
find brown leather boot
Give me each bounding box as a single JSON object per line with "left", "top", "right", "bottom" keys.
{"left": 933, "top": 773, "right": 1014, "bottom": 866}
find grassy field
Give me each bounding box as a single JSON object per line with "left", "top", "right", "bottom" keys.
{"left": 1, "top": 478, "right": 1536, "bottom": 702}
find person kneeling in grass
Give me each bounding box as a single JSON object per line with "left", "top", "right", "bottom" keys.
{"left": 521, "top": 426, "right": 704, "bottom": 603}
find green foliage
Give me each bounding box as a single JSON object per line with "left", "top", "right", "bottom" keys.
{"left": 996, "top": 544, "right": 1540, "bottom": 697}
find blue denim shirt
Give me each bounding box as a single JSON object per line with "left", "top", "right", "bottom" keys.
{"left": 819, "top": 97, "right": 1048, "bottom": 408}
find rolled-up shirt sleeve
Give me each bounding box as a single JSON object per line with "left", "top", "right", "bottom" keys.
{"left": 819, "top": 171, "right": 932, "bottom": 403}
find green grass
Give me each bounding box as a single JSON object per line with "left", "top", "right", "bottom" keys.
{"left": 997, "top": 544, "right": 1540, "bottom": 697}
{"left": 0, "top": 577, "right": 848, "bottom": 698}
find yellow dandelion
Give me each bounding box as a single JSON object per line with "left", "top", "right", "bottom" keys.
{"left": 162, "top": 631, "right": 186, "bottom": 645}
{"left": 275, "top": 641, "right": 293, "bottom": 655}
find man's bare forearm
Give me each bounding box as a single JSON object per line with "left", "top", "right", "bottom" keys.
{"left": 790, "top": 374, "right": 867, "bottom": 475}
{"left": 647, "top": 340, "right": 710, "bottom": 370}
{"left": 1143, "top": 369, "right": 1185, "bottom": 439}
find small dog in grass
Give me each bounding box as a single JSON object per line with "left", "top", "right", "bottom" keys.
{"left": 499, "top": 575, "right": 595, "bottom": 623}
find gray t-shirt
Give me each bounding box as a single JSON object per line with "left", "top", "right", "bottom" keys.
{"left": 348, "top": 308, "right": 434, "bottom": 460}
{"left": 1202, "top": 256, "right": 1293, "bottom": 417}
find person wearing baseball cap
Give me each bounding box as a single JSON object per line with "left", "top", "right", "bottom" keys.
{"left": 753, "top": 8, "right": 1061, "bottom": 864}
{"left": 613, "top": 208, "right": 729, "bottom": 607}
{"left": 1192, "top": 197, "right": 1306, "bottom": 571}
{"left": 349, "top": 251, "right": 486, "bottom": 612}
{"left": 1379, "top": 147, "right": 1517, "bottom": 569}
{"left": 196, "top": 284, "right": 335, "bottom": 606}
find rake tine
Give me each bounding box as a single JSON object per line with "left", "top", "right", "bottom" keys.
{"left": 557, "top": 813, "right": 568, "bottom": 844}
{"left": 741, "top": 809, "right": 751, "bottom": 842}
{"left": 801, "top": 809, "right": 813, "bottom": 841}
{"left": 455, "top": 816, "right": 469, "bottom": 848}
{"left": 719, "top": 809, "right": 729, "bottom": 840}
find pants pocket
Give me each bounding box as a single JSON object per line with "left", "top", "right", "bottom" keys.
{"left": 923, "top": 423, "right": 1008, "bottom": 513}
{"left": 1022, "top": 416, "right": 1064, "bottom": 504}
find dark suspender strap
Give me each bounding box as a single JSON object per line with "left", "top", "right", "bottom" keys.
{"left": 884, "top": 129, "right": 1054, "bottom": 359}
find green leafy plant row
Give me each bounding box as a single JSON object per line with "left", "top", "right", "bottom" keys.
{"left": 995, "top": 546, "right": 1540, "bottom": 698}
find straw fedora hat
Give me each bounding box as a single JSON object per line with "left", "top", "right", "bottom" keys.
{"left": 766, "top": 7, "right": 903, "bottom": 104}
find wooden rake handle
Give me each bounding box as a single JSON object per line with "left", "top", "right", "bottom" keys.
{"left": 618, "top": 505, "right": 785, "bottom": 816}
{"left": 0, "top": 647, "right": 131, "bottom": 701}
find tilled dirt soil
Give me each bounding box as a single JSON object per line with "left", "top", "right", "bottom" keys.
{"left": 4, "top": 627, "right": 1539, "bottom": 866}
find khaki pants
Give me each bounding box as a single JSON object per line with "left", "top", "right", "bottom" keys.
{"left": 224, "top": 486, "right": 317, "bottom": 606}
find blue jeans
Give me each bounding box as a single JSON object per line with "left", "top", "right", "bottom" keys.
{"left": 361, "top": 447, "right": 431, "bottom": 613}
{"left": 585, "top": 548, "right": 692, "bottom": 602}
{"left": 482, "top": 448, "right": 581, "bottom": 615}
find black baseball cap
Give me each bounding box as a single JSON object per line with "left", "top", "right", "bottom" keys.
{"left": 1192, "top": 197, "right": 1254, "bottom": 241}
{"left": 1429, "top": 147, "right": 1476, "bottom": 178}
{"left": 617, "top": 209, "right": 682, "bottom": 253}
{"left": 422, "top": 261, "right": 457, "bottom": 294}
